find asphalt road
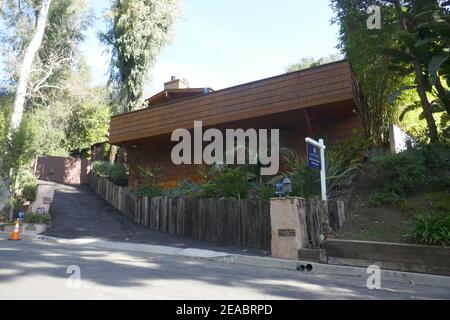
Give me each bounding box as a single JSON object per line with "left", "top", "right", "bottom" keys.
{"left": 1, "top": 239, "right": 449, "bottom": 300}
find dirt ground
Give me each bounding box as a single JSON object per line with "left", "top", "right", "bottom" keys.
{"left": 334, "top": 191, "right": 450, "bottom": 244}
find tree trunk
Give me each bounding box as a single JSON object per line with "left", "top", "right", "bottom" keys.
{"left": 10, "top": 0, "right": 52, "bottom": 131}
{"left": 435, "top": 77, "right": 450, "bottom": 116}
{"left": 414, "top": 62, "right": 439, "bottom": 143}
{"left": 3, "top": 0, "right": 52, "bottom": 220}
{"left": 394, "top": 0, "right": 439, "bottom": 143}
{"left": 109, "top": 145, "right": 118, "bottom": 164}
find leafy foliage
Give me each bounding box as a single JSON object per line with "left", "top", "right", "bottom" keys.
{"left": 24, "top": 212, "right": 51, "bottom": 224}
{"left": 0, "top": 92, "right": 13, "bottom": 155}
{"left": 3, "top": 114, "right": 38, "bottom": 180}
{"left": 368, "top": 191, "right": 403, "bottom": 207}
{"left": 134, "top": 165, "right": 163, "bottom": 197}
{"left": 92, "top": 161, "right": 128, "bottom": 186}
{"left": 101, "top": 0, "right": 180, "bottom": 112}
{"left": 205, "top": 167, "right": 252, "bottom": 199}
{"left": 282, "top": 149, "right": 362, "bottom": 198}
{"left": 17, "top": 169, "right": 38, "bottom": 202}
{"left": 65, "top": 101, "right": 110, "bottom": 156}
{"left": 257, "top": 182, "right": 276, "bottom": 200}
{"left": 282, "top": 135, "right": 365, "bottom": 198}
{"left": 367, "top": 151, "right": 427, "bottom": 197}
{"left": 22, "top": 183, "right": 37, "bottom": 202}
{"left": 408, "top": 213, "right": 450, "bottom": 246}
{"left": 379, "top": 0, "right": 450, "bottom": 142}
{"left": 1, "top": 0, "right": 92, "bottom": 106}
{"left": 366, "top": 142, "right": 450, "bottom": 205}
{"left": 163, "top": 180, "right": 203, "bottom": 198}
{"left": 136, "top": 165, "right": 163, "bottom": 187}
{"left": 331, "top": 0, "right": 406, "bottom": 147}
{"left": 286, "top": 53, "right": 343, "bottom": 72}
{"left": 135, "top": 185, "right": 162, "bottom": 197}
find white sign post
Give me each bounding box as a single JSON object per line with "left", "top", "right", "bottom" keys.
{"left": 305, "top": 137, "right": 327, "bottom": 202}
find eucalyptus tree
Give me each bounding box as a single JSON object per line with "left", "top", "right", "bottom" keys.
{"left": 101, "top": 0, "right": 180, "bottom": 163}
{"left": 101, "top": 0, "right": 180, "bottom": 113}
{"left": 0, "top": 0, "right": 93, "bottom": 216}
{"left": 1, "top": 0, "right": 92, "bottom": 109}
{"left": 8, "top": 0, "right": 52, "bottom": 132}
{"left": 0, "top": 0, "right": 51, "bottom": 218}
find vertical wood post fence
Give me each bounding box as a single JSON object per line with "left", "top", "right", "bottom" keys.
{"left": 90, "top": 174, "right": 336, "bottom": 251}
{"left": 90, "top": 174, "right": 271, "bottom": 251}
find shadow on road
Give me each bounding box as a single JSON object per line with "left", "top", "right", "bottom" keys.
{"left": 1, "top": 239, "right": 442, "bottom": 300}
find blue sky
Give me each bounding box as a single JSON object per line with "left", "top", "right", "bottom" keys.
{"left": 83, "top": 0, "right": 341, "bottom": 96}
{"left": 3, "top": 0, "right": 341, "bottom": 97}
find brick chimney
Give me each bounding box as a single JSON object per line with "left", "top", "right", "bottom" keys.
{"left": 164, "top": 76, "right": 190, "bottom": 90}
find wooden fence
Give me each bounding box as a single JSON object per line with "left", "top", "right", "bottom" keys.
{"left": 90, "top": 174, "right": 271, "bottom": 251}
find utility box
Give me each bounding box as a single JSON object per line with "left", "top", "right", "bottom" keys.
{"left": 270, "top": 197, "right": 309, "bottom": 260}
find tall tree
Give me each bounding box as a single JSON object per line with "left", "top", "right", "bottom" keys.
{"left": 10, "top": 0, "right": 52, "bottom": 131}
{"left": 1, "top": 0, "right": 92, "bottom": 109}
{"left": 101, "top": 0, "right": 180, "bottom": 113}
{"left": 387, "top": 0, "right": 440, "bottom": 142}
{"left": 101, "top": 0, "right": 180, "bottom": 163}
{"left": 331, "top": 0, "right": 405, "bottom": 146}
{"left": 0, "top": 0, "right": 93, "bottom": 216}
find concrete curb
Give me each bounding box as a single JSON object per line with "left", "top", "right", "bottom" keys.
{"left": 2, "top": 231, "right": 450, "bottom": 289}
{"left": 209, "top": 254, "right": 450, "bottom": 289}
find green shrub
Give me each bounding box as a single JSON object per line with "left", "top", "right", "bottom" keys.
{"left": 92, "top": 161, "right": 110, "bottom": 176}
{"left": 287, "top": 159, "right": 320, "bottom": 198}
{"left": 16, "top": 169, "right": 38, "bottom": 202}
{"left": 108, "top": 163, "right": 128, "bottom": 186}
{"left": 367, "top": 151, "right": 426, "bottom": 199}
{"left": 92, "top": 161, "right": 128, "bottom": 186}
{"left": 368, "top": 191, "right": 402, "bottom": 207}
{"left": 282, "top": 147, "right": 362, "bottom": 198}
{"left": 22, "top": 183, "right": 37, "bottom": 202}
{"left": 201, "top": 182, "right": 218, "bottom": 198}
{"left": 24, "top": 212, "right": 51, "bottom": 224}
{"left": 407, "top": 214, "right": 450, "bottom": 246}
{"left": 258, "top": 182, "right": 275, "bottom": 200}
{"left": 326, "top": 150, "right": 363, "bottom": 193}
{"left": 135, "top": 185, "right": 163, "bottom": 197}
{"left": 415, "top": 143, "right": 450, "bottom": 188}
{"left": 164, "top": 180, "right": 203, "bottom": 198}
{"left": 366, "top": 143, "right": 450, "bottom": 205}
{"left": 209, "top": 167, "right": 251, "bottom": 199}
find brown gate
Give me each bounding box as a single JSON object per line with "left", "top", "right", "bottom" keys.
{"left": 35, "top": 156, "right": 91, "bottom": 184}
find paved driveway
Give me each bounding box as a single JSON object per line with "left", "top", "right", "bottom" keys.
{"left": 45, "top": 184, "right": 264, "bottom": 255}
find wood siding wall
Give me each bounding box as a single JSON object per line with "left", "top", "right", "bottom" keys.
{"left": 109, "top": 60, "right": 356, "bottom": 144}
{"left": 126, "top": 113, "right": 361, "bottom": 189}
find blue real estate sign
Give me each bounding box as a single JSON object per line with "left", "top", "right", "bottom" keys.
{"left": 307, "top": 143, "right": 321, "bottom": 170}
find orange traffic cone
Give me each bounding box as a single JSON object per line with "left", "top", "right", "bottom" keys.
{"left": 9, "top": 219, "right": 21, "bottom": 241}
